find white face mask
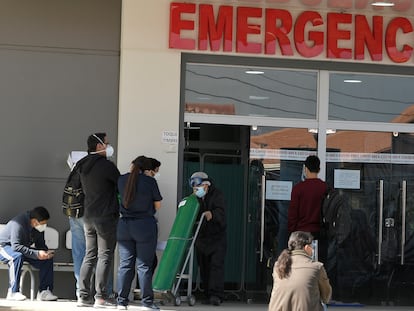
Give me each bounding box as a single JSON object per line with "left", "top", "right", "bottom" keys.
{"left": 35, "top": 223, "right": 47, "bottom": 232}
{"left": 105, "top": 144, "right": 114, "bottom": 158}
{"left": 92, "top": 134, "right": 114, "bottom": 158}
{"left": 154, "top": 172, "right": 161, "bottom": 180}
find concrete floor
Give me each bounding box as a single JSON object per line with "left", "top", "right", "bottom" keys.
{"left": 0, "top": 299, "right": 413, "bottom": 311}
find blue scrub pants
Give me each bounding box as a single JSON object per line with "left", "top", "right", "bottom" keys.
{"left": 0, "top": 245, "right": 54, "bottom": 292}
{"left": 116, "top": 217, "right": 157, "bottom": 307}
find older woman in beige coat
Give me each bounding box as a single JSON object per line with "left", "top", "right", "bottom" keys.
{"left": 268, "top": 231, "right": 332, "bottom": 311}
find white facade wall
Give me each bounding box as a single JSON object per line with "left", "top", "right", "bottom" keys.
{"left": 119, "top": 1, "right": 182, "bottom": 239}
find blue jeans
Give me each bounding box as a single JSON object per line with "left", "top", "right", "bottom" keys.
{"left": 117, "top": 217, "right": 157, "bottom": 306}
{"left": 79, "top": 217, "right": 117, "bottom": 300}
{"left": 0, "top": 245, "right": 54, "bottom": 292}
{"left": 69, "top": 217, "right": 114, "bottom": 298}
{"left": 69, "top": 216, "right": 85, "bottom": 296}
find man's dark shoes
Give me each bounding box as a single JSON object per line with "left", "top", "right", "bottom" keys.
{"left": 209, "top": 296, "right": 221, "bottom": 306}
{"left": 201, "top": 298, "right": 210, "bottom": 305}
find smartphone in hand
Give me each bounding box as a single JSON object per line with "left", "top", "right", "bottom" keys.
{"left": 47, "top": 250, "right": 56, "bottom": 256}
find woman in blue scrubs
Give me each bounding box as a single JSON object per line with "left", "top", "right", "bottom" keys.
{"left": 116, "top": 156, "right": 162, "bottom": 310}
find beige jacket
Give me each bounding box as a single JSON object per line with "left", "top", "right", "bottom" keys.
{"left": 268, "top": 250, "right": 332, "bottom": 311}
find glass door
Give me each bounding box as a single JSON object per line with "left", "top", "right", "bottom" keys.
{"left": 182, "top": 123, "right": 249, "bottom": 299}
{"left": 245, "top": 126, "right": 318, "bottom": 301}
{"left": 325, "top": 130, "right": 414, "bottom": 306}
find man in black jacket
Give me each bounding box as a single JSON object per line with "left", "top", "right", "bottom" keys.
{"left": 77, "top": 133, "right": 120, "bottom": 308}
{"left": 190, "top": 172, "right": 226, "bottom": 306}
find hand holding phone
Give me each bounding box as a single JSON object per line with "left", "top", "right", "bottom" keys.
{"left": 47, "top": 250, "right": 55, "bottom": 257}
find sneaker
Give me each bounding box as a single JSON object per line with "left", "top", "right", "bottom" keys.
{"left": 6, "top": 291, "right": 27, "bottom": 301}
{"left": 141, "top": 302, "right": 160, "bottom": 311}
{"left": 37, "top": 289, "right": 58, "bottom": 301}
{"left": 108, "top": 292, "right": 118, "bottom": 300}
{"left": 117, "top": 305, "right": 128, "bottom": 310}
{"left": 77, "top": 298, "right": 94, "bottom": 307}
{"left": 93, "top": 297, "right": 117, "bottom": 309}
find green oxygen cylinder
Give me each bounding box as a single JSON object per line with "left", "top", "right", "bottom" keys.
{"left": 152, "top": 194, "right": 200, "bottom": 292}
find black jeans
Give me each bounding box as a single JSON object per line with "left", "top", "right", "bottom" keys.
{"left": 79, "top": 217, "right": 118, "bottom": 300}
{"left": 196, "top": 236, "right": 227, "bottom": 300}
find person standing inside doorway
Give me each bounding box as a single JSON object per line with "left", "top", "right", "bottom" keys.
{"left": 288, "top": 155, "right": 327, "bottom": 261}
{"left": 77, "top": 133, "right": 120, "bottom": 308}
{"left": 190, "top": 172, "right": 227, "bottom": 306}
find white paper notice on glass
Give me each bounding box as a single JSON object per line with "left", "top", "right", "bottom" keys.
{"left": 265, "top": 180, "right": 292, "bottom": 201}
{"left": 334, "top": 169, "right": 360, "bottom": 189}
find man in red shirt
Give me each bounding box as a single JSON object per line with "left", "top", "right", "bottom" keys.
{"left": 288, "top": 155, "right": 327, "bottom": 244}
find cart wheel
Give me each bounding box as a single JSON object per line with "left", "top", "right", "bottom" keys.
{"left": 174, "top": 296, "right": 181, "bottom": 306}
{"left": 188, "top": 295, "right": 196, "bottom": 306}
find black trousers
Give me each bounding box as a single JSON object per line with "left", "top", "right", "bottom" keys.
{"left": 196, "top": 237, "right": 226, "bottom": 300}
{"left": 79, "top": 217, "right": 117, "bottom": 300}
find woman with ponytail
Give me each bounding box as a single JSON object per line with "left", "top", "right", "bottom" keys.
{"left": 116, "top": 156, "right": 162, "bottom": 310}
{"left": 268, "top": 231, "right": 331, "bottom": 311}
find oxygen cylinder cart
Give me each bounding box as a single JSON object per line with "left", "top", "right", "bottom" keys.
{"left": 152, "top": 194, "right": 204, "bottom": 306}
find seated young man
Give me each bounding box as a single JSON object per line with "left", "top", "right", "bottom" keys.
{"left": 0, "top": 206, "right": 58, "bottom": 301}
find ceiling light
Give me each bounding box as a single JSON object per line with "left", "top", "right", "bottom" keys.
{"left": 371, "top": 1, "right": 395, "bottom": 7}
{"left": 252, "top": 125, "right": 258, "bottom": 131}
{"left": 245, "top": 70, "right": 264, "bottom": 75}
{"left": 344, "top": 79, "right": 362, "bottom": 83}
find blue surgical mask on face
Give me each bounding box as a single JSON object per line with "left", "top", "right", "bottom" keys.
{"left": 195, "top": 186, "right": 206, "bottom": 198}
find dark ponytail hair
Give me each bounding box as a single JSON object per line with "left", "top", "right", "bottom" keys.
{"left": 275, "top": 231, "right": 313, "bottom": 279}
{"left": 122, "top": 156, "right": 146, "bottom": 208}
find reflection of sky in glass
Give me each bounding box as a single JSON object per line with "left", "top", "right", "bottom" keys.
{"left": 329, "top": 74, "right": 414, "bottom": 123}
{"left": 185, "top": 64, "right": 317, "bottom": 119}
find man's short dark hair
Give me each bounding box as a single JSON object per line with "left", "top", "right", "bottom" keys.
{"left": 29, "top": 206, "right": 50, "bottom": 222}
{"left": 87, "top": 132, "right": 106, "bottom": 153}
{"left": 304, "top": 155, "right": 320, "bottom": 173}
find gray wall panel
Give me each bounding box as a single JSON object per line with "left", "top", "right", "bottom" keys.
{"left": 0, "top": 0, "right": 120, "bottom": 51}
{"left": 0, "top": 49, "right": 119, "bottom": 178}
{"left": 0, "top": 0, "right": 120, "bottom": 299}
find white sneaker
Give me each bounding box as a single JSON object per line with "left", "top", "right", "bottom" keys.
{"left": 37, "top": 289, "right": 58, "bottom": 301}
{"left": 6, "top": 291, "right": 26, "bottom": 301}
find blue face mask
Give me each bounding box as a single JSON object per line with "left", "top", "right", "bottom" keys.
{"left": 195, "top": 186, "right": 206, "bottom": 198}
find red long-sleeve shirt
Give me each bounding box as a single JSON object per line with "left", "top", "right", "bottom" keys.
{"left": 288, "top": 178, "right": 327, "bottom": 234}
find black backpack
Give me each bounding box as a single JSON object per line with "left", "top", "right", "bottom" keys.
{"left": 321, "top": 186, "right": 351, "bottom": 244}
{"left": 62, "top": 164, "right": 84, "bottom": 218}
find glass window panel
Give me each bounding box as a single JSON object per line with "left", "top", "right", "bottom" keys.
{"left": 185, "top": 64, "right": 317, "bottom": 119}
{"left": 329, "top": 73, "right": 414, "bottom": 123}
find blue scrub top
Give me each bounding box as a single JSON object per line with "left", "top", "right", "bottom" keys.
{"left": 118, "top": 173, "right": 162, "bottom": 218}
